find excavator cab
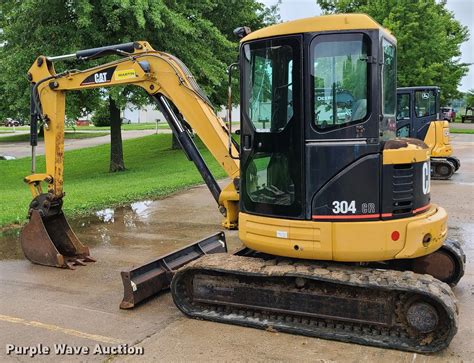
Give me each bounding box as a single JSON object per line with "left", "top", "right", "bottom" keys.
{"left": 238, "top": 31, "right": 384, "bottom": 221}
{"left": 238, "top": 16, "right": 406, "bottom": 256}
{"left": 396, "top": 86, "right": 440, "bottom": 139}
{"left": 396, "top": 86, "right": 460, "bottom": 179}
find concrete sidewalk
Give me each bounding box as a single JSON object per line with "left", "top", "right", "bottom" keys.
{"left": 0, "top": 129, "right": 170, "bottom": 159}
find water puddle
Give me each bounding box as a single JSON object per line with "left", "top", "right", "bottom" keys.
{"left": 0, "top": 199, "right": 175, "bottom": 260}
{"left": 69, "top": 200, "right": 163, "bottom": 248}
{"left": 93, "top": 201, "right": 153, "bottom": 224}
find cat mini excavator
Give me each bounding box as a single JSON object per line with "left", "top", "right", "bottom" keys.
{"left": 396, "top": 86, "right": 460, "bottom": 179}
{"left": 21, "top": 14, "right": 465, "bottom": 353}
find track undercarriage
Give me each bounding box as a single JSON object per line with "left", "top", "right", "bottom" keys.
{"left": 171, "top": 241, "right": 465, "bottom": 353}
{"left": 431, "top": 156, "right": 461, "bottom": 180}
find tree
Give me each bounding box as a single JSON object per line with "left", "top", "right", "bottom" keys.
{"left": 108, "top": 96, "right": 125, "bottom": 172}
{"left": 91, "top": 102, "right": 110, "bottom": 127}
{"left": 466, "top": 90, "right": 474, "bottom": 109}
{"left": 0, "top": 0, "right": 278, "bottom": 169}
{"left": 316, "top": 0, "right": 469, "bottom": 103}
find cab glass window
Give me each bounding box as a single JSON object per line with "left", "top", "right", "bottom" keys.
{"left": 245, "top": 153, "right": 294, "bottom": 206}
{"left": 245, "top": 42, "right": 294, "bottom": 132}
{"left": 415, "top": 90, "right": 436, "bottom": 117}
{"left": 382, "top": 39, "right": 396, "bottom": 116}
{"left": 311, "top": 34, "right": 369, "bottom": 130}
{"left": 397, "top": 93, "right": 410, "bottom": 120}
{"left": 396, "top": 125, "right": 410, "bottom": 138}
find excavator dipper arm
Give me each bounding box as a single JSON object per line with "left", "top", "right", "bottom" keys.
{"left": 22, "top": 41, "right": 240, "bottom": 269}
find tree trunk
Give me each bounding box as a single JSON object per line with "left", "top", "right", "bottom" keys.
{"left": 109, "top": 97, "right": 125, "bottom": 172}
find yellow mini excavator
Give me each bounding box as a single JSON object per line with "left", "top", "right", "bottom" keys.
{"left": 22, "top": 14, "right": 465, "bottom": 353}
{"left": 396, "top": 86, "right": 460, "bottom": 179}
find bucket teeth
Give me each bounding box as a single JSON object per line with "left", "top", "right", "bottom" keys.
{"left": 71, "top": 259, "right": 87, "bottom": 266}
{"left": 65, "top": 257, "right": 94, "bottom": 269}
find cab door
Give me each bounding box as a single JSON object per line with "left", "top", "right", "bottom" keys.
{"left": 396, "top": 91, "right": 413, "bottom": 137}
{"left": 413, "top": 88, "right": 438, "bottom": 140}
{"left": 305, "top": 32, "right": 386, "bottom": 220}
{"left": 239, "top": 36, "right": 304, "bottom": 219}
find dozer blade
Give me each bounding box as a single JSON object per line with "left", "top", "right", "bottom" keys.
{"left": 120, "top": 232, "right": 227, "bottom": 309}
{"left": 20, "top": 210, "right": 94, "bottom": 269}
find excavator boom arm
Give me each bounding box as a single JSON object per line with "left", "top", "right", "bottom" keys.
{"left": 27, "top": 41, "right": 240, "bottom": 225}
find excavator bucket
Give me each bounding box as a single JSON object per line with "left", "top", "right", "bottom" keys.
{"left": 120, "top": 232, "right": 227, "bottom": 309}
{"left": 20, "top": 210, "right": 95, "bottom": 269}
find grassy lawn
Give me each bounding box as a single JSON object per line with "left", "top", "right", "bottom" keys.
{"left": 0, "top": 123, "right": 166, "bottom": 132}
{"left": 66, "top": 122, "right": 169, "bottom": 131}
{"left": 0, "top": 132, "right": 109, "bottom": 142}
{"left": 0, "top": 134, "right": 227, "bottom": 227}
{"left": 66, "top": 121, "right": 238, "bottom": 131}
{"left": 0, "top": 126, "right": 29, "bottom": 131}
{"left": 2, "top": 121, "right": 235, "bottom": 132}
{"left": 450, "top": 128, "right": 474, "bottom": 134}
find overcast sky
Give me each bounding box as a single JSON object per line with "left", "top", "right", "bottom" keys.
{"left": 261, "top": 0, "right": 473, "bottom": 92}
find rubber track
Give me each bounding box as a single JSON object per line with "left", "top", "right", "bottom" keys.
{"left": 431, "top": 159, "right": 455, "bottom": 180}
{"left": 172, "top": 254, "right": 458, "bottom": 353}
{"left": 447, "top": 156, "right": 461, "bottom": 172}
{"left": 442, "top": 239, "right": 466, "bottom": 286}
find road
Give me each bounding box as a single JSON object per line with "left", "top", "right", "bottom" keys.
{"left": 450, "top": 122, "right": 474, "bottom": 130}
{"left": 0, "top": 134, "right": 472, "bottom": 362}
{"left": 0, "top": 129, "right": 169, "bottom": 159}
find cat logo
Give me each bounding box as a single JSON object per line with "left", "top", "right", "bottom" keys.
{"left": 80, "top": 66, "right": 117, "bottom": 86}
{"left": 94, "top": 72, "right": 108, "bottom": 83}
{"left": 422, "top": 161, "right": 431, "bottom": 194}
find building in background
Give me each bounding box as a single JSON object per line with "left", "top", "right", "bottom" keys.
{"left": 122, "top": 103, "right": 164, "bottom": 124}
{"left": 122, "top": 103, "right": 240, "bottom": 124}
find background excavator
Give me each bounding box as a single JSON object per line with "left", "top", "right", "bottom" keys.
{"left": 396, "top": 86, "right": 460, "bottom": 179}
{"left": 21, "top": 14, "right": 466, "bottom": 353}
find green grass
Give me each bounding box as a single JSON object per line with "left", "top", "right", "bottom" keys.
{"left": 0, "top": 123, "right": 164, "bottom": 132}
{"left": 122, "top": 123, "right": 169, "bottom": 130}
{"left": 66, "top": 121, "right": 239, "bottom": 131}
{"left": 0, "top": 126, "right": 29, "bottom": 131}
{"left": 0, "top": 134, "right": 227, "bottom": 227}
{"left": 450, "top": 128, "right": 474, "bottom": 134}
{"left": 0, "top": 132, "right": 109, "bottom": 142}
{"left": 64, "top": 132, "right": 110, "bottom": 139}
{"left": 67, "top": 122, "right": 169, "bottom": 131}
